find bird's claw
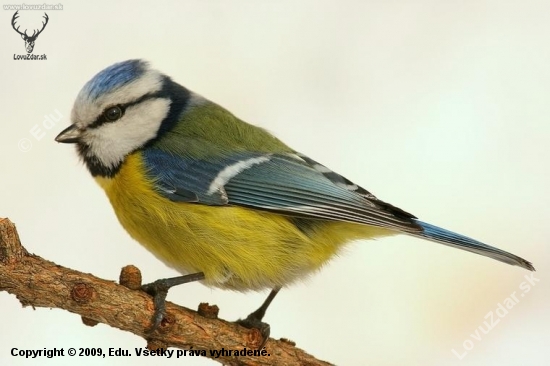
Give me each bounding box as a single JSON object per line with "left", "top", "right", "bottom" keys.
{"left": 140, "top": 273, "right": 206, "bottom": 333}
{"left": 141, "top": 279, "right": 170, "bottom": 333}
{"left": 236, "top": 314, "right": 271, "bottom": 349}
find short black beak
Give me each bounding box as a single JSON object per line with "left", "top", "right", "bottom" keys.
{"left": 55, "top": 124, "right": 81, "bottom": 144}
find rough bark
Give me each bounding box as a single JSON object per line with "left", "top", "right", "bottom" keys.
{"left": 0, "top": 218, "right": 332, "bottom": 366}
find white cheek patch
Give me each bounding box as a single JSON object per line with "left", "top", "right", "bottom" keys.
{"left": 82, "top": 98, "right": 171, "bottom": 169}
{"left": 72, "top": 69, "right": 164, "bottom": 128}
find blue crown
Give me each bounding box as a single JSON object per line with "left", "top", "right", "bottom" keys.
{"left": 80, "top": 59, "right": 148, "bottom": 101}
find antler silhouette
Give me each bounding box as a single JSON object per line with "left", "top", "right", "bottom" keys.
{"left": 11, "top": 11, "right": 25, "bottom": 37}
{"left": 11, "top": 11, "right": 49, "bottom": 53}
{"left": 33, "top": 12, "right": 49, "bottom": 39}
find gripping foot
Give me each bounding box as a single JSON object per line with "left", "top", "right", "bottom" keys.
{"left": 141, "top": 272, "right": 205, "bottom": 333}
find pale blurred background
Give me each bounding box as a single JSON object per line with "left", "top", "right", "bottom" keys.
{"left": 1, "top": 1, "right": 548, "bottom": 365}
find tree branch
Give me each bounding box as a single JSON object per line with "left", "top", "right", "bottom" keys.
{"left": 0, "top": 218, "right": 332, "bottom": 366}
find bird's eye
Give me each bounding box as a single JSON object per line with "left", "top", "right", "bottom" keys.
{"left": 104, "top": 106, "right": 123, "bottom": 122}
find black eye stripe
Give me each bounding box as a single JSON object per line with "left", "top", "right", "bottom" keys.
{"left": 87, "top": 91, "right": 166, "bottom": 129}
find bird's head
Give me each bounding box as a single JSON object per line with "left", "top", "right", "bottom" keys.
{"left": 55, "top": 59, "right": 190, "bottom": 177}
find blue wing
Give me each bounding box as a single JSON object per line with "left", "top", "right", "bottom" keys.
{"left": 142, "top": 148, "right": 421, "bottom": 232}
{"left": 141, "top": 148, "right": 534, "bottom": 270}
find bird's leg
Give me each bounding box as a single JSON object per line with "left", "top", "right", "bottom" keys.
{"left": 236, "top": 287, "right": 281, "bottom": 348}
{"left": 141, "top": 272, "right": 205, "bottom": 333}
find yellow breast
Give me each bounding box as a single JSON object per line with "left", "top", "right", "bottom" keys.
{"left": 95, "top": 153, "right": 394, "bottom": 291}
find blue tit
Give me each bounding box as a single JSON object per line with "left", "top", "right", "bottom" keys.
{"left": 55, "top": 60, "right": 534, "bottom": 338}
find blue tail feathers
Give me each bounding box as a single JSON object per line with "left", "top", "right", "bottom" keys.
{"left": 413, "top": 220, "right": 535, "bottom": 271}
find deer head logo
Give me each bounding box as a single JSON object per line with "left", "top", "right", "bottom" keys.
{"left": 11, "top": 11, "right": 49, "bottom": 54}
